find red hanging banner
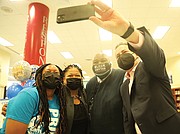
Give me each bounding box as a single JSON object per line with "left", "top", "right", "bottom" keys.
{"left": 24, "top": 3, "right": 49, "bottom": 66}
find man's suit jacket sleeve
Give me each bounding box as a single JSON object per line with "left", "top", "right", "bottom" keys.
{"left": 128, "top": 27, "right": 167, "bottom": 79}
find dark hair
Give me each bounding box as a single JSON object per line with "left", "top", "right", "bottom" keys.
{"left": 115, "top": 42, "right": 128, "bottom": 49}
{"left": 35, "top": 63, "right": 67, "bottom": 134}
{"left": 63, "top": 64, "right": 84, "bottom": 90}
{"left": 62, "top": 64, "right": 84, "bottom": 78}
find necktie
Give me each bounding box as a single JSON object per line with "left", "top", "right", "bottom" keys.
{"left": 122, "top": 70, "right": 134, "bottom": 108}
{"left": 120, "top": 78, "right": 130, "bottom": 112}
{"left": 123, "top": 73, "right": 142, "bottom": 134}
{"left": 121, "top": 78, "right": 137, "bottom": 133}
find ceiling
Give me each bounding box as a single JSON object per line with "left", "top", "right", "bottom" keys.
{"left": 0, "top": 0, "right": 180, "bottom": 79}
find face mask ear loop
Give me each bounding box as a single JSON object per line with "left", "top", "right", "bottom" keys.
{"left": 132, "top": 52, "right": 139, "bottom": 61}
{"left": 109, "top": 62, "right": 112, "bottom": 68}
{"left": 130, "top": 52, "right": 137, "bottom": 61}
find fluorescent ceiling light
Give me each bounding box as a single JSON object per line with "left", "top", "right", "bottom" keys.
{"left": 0, "top": 37, "right": 14, "bottom": 46}
{"left": 169, "top": 0, "right": 180, "bottom": 7}
{"left": 152, "top": 26, "right": 170, "bottom": 39}
{"left": 48, "top": 31, "right": 62, "bottom": 44}
{"left": 99, "top": 28, "right": 112, "bottom": 41}
{"left": 60, "top": 52, "right": 73, "bottom": 59}
{"left": 102, "top": 49, "right": 112, "bottom": 57}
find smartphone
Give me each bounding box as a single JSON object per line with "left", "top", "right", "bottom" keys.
{"left": 56, "top": 4, "right": 95, "bottom": 24}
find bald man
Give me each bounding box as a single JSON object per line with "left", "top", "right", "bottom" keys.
{"left": 86, "top": 53, "right": 125, "bottom": 134}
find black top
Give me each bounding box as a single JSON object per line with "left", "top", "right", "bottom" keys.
{"left": 86, "top": 69, "right": 125, "bottom": 134}
{"left": 70, "top": 101, "right": 89, "bottom": 134}
{"left": 65, "top": 88, "right": 89, "bottom": 134}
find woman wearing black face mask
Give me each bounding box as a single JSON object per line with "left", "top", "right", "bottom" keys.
{"left": 1, "top": 63, "right": 67, "bottom": 134}
{"left": 62, "top": 64, "right": 89, "bottom": 134}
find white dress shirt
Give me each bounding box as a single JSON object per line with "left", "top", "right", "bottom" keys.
{"left": 125, "top": 65, "right": 142, "bottom": 134}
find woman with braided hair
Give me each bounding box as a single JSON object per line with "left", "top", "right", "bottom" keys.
{"left": 0, "top": 63, "right": 67, "bottom": 134}
{"left": 62, "top": 64, "right": 89, "bottom": 134}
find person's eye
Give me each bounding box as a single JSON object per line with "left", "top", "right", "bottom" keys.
{"left": 54, "top": 72, "right": 59, "bottom": 74}
{"left": 67, "top": 75, "right": 73, "bottom": 77}
{"left": 116, "top": 53, "right": 120, "bottom": 59}
{"left": 93, "top": 61, "right": 98, "bottom": 64}
{"left": 45, "top": 71, "right": 51, "bottom": 73}
{"left": 75, "top": 75, "right": 81, "bottom": 77}
{"left": 101, "top": 59, "right": 107, "bottom": 62}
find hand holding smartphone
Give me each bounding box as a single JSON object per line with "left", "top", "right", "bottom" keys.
{"left": 56, "top": 4, "right": 95, "bottom": 24}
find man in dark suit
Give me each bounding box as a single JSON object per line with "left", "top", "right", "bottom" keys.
{"left": 115, "top": 29, "right": 180, "bottom": 134}
{"left": 89, "top": 0, "right": 180, "bottom": 134}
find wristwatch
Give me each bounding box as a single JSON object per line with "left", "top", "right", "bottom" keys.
{"left": 121, "top": 22, "right": 134, "bottom": 39}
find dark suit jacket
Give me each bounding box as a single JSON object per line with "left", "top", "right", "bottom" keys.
{"left": 120, "top": 27, "right": 180, "bottom": 134}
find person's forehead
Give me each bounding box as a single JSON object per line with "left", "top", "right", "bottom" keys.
{"left": 93, "top": 54, "right": 109, "bottom": 62}
{"left": 115, "top": 45, "right": 129, "bottom": 55}
{"left": 43, "top": 65, "right": 59, "bottom": 71}
{"left": 65, "top": 67, "right": 80, "bottom": 75}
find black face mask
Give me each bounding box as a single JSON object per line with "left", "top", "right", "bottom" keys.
{"left": 92, "top": 63, "right": 111, "bottom": 80}
{"left": 66, "top": 78, "right": 82, "bottom": 90}
{"left": 117, "top": 53, "right": 135, "bottom": 70}
{"left": 42, "top": 72, "right": 61, "bottom": 89}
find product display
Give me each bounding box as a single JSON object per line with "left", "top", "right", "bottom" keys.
{"left": 171, "top": 87, "right": 180, "bottom": 112}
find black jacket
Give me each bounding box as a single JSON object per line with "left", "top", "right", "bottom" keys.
{"left": 65, "top": 87, "right": 89, "bottom": 134}
{"left": 120, "top": 27, "right": 180, "bottom": 134}
{"left": 86, "top": 69, "right": 125, "bottom": 134}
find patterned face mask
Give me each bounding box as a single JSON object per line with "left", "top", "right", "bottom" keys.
{"left": 92, "top": 63, "right": 111, "bottom": 80}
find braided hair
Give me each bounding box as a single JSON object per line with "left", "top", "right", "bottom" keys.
{"left": 34, "top": 63, "right": 67, "bottom": 134}
{"left": 62, "top": 64, "right": 84, "bottom": 92}
{"left": 63, "top": 64, "right": 83, "bottom": 78}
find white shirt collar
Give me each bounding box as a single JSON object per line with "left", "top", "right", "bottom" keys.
{"left": 96, "top": 68, "right": 112, "bottom": 83}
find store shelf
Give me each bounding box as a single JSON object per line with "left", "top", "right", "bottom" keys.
{"left": 171, "top": 87, "right": 180, "bottom": 112}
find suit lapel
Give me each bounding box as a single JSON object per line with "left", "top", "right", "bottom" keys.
{"left": 120, "top": 79, "right": 131, "bottom": 110}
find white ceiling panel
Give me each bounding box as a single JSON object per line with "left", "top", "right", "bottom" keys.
{"left": 0, "top": 0, "right": 180, "bottom": 78}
